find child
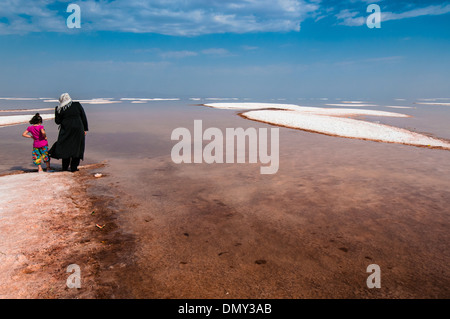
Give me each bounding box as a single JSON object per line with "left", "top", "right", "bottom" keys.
{"left": 22, "top": 113, "right": 52, "bottom": 173}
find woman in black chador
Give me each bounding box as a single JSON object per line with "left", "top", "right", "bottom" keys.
{"left": 49, "top": 93, "right": 89, "bottom": 172}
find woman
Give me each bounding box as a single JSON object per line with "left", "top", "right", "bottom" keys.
{"left": 49, "top": 93, "right": 89, "bottom": 172}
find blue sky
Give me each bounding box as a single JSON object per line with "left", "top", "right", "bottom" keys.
{"left": 0, "top": 0, "right": 449, "bottom": 99}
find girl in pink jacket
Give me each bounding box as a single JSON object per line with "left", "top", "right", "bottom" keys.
{"left": 22, "top": 113, "right": 51, "bottom": 173}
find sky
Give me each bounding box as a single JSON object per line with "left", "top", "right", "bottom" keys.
{"left": 0, "top": 0, "right": 449, "bottom": 100}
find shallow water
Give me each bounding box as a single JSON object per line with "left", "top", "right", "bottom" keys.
{"left": 1, "top": 97, "right": 449, "bottom": 174}
{"left": 1, "top": 97, "right": 449, "bottom": 297}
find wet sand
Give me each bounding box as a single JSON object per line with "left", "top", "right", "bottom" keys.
{"left": 0, "top": 164, "right": 135, "bottom": 298}
{"left": 0, "top": 101, "right": 449, "bottom": 298}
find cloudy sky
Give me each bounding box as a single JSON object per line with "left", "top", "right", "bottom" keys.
{"left": 0, "top": 0, "right": 449, "bottom": 99}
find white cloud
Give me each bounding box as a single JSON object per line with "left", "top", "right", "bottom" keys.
{"left": 335, "top": 9, "right": 366, "bottom": 26}
{"left": 2, "top": 1, "right": 450, "bottom": 35}
{"left": 336, "top": 3, "right": 450, "bottom": 26}
{"left": 133, "top": 47, "right": 237, "bottom": 59}
{"left": 0, "top": 0, "right": 320, "bottom": 36}
{"left": 364, "top": 56, "right": 403, "bottom": 63}
{"left": 242, "top": 45, "right": 259, "bottom": 51}
{"left": 201, "top": 48, "right": 232, "bottom": 56}
{"left": 0, "top": 0, "right": 65, "bottom": 34}
{"left": 382, "top": 4, "right": 450, "bottom": 22}
{"left": 159, "top": 50, "right": 198, "bottom": 59}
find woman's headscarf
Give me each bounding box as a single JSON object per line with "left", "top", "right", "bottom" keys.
{"left": 57, "top": 93, "right": 73, "bottom": 113}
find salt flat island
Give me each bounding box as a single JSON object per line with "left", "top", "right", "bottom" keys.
{"left": 0, "top": 113, "right": 55, "bottom": 127}
{"left": 0, "top": 108, "right": 54, "bottom": 113}
{"left": 204, "top": 103, "right": 450, "bottom": 150}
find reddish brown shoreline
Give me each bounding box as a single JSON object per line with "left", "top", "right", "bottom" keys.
{"left": 0, "top": 162, "right": 136, "bottom": 298}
